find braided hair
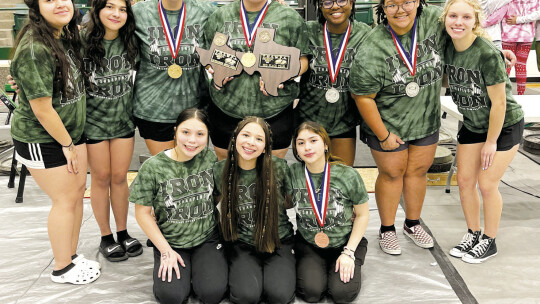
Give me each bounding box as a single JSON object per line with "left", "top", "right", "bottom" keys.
{"left": 219, "top": 117, "right": 281, "bottom": 253}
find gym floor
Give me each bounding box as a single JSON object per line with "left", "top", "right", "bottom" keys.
{"left": 0, "top": 72, "right": 539, "bottom": 303}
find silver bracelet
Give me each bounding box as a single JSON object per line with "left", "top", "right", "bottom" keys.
{"left": 341, "top": 251, "right": 355, "bottom": 261}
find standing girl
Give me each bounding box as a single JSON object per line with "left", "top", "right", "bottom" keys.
{"left": 214, "top": 116, "right": 296, "bottom": 303}
{"left": 291, "top": 121, "right": 369, "bottom": 303}
{"left": 132, "top": 0, "right": 216, "bottom": 155}
{"left": 297, "top": 0, "right": 371, "bottom": 166}
{"left": 82, "top": 0, "right": 142, "bottom": 262}
{"left": 10, "top": 0, "right": 100, "bottom": 284}
{"left": 442, "top": 0, "right": 524, "bottom": 263}
{"left": 130, "top": 108, "right": 228, "bottom": 303}
{"left": 202, "top": 0, "right": 310, "bottom": 160}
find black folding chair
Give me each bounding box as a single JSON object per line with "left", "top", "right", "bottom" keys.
{"left": 2, "top": 86, "right": 27, "bottom": 203}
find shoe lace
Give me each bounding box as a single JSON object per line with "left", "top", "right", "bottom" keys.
{"left": 469, "top": 238, "right": 490, "bottom": 256}
{"left": 458, "top": 232, "right": 474, "bottom": 248}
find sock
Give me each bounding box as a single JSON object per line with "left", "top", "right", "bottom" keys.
{"left": 482, "top": 234, "right": 494, "bottom": 240}
{"left": 116, "top": 229, "right": 130, "bottom": 244}
{"left": 52, "top": 263, "right": 75, "bottom": 276}
{"left": 405, "top": 218, "right": 420, "bottom": 228}
{"left": 71, "top": 254, "right": 78, "bottom": 261}
{"left": 100, "top": 233, "right": 116, "bottom": 249}
{"left": 380, "top": 224, "right": 396, "bottom": 234}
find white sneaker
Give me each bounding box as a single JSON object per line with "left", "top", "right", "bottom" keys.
{"left": 51, "top": 262, "right": 101, "bottom": 285}
{"left": 72, "top": 254, "right": 101, "bottom": 270}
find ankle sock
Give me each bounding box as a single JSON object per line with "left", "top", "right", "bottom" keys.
{"left": 100, "top": 233, "right": 116, "bottom": 248}
{"left": 405, "top": 218, "right": 420, "bottom": 228}
{"left": 116, "top": 229, "right": 131, "bottom": 244}
{"left": 52, "top": 263, "right": 75, "bottom": 276}
{"left": 482, "top": 234, "right": 494, "bottom": 240}
{"left": 71, "top": 254, "right": 78, "bottom": 261}
{"left": 380, "top": 224, "right": 396, "bottom": 234}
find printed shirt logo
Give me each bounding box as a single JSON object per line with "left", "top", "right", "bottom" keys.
{"left": 293, "top": 187, "right": 350, "bottom": 230}
{"left": 159, "top": 168, "right": 214, "bottom": 223}
{"left": 145, "top": 24, "right": 202, "bottom": 70}
{"left": 384, "top": 34, "right": 442, "bottom": 95}
{"left": 445, "top": 63, "right": 487, "bottom": 110}
{"left": 60, "top": 49, "right": 85, "bottom": 106}
{"left": 308, "top": 44, "right": 356, "bottom": 91}
{"left": 84, "top": 54, "right": 135, "bottom": 99}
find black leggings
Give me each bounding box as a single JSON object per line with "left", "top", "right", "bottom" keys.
{"left": 152, "top": 234, "right": 228, "bottom": 304}
{"left": 295, "top": 236, "right": 368, "bottom": 304}
{"left": 228, "top": 238, "right": 296, "bottom": 304}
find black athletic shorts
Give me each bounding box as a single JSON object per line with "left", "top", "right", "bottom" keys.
{"left": 86, "top": 131, "right": 135, "bottom": 145}
{"left": 134, "top": 117, "right": 175, "bottom": 142}
{"left": 208, "top": 101, "right": 295, "bottom": 150}
{"left": 361, "top": 131, "right": 439, "bottom": 152}
{"left": 457, "top": 118, "right": 524, "bottom": 151}
{"left": 13, "top": 137, "right": 86, "bottom": 169}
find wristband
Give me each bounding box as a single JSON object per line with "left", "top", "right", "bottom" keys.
{"left": 344, "top": 246, "right": 355, "bottom": 254}
{"left": 341, "top": 251, "right": 355, "bottom": 261}
{"left": 62, "top": 141, "right": 74, "bottom": 151}
{"left": 378, "top": 131, "right": 390, "bottom": 143}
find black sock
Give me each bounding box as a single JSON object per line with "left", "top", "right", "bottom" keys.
{"left": 71, "top": 254, "right": 78, "bottom": 261}
{"left": 100, "top": 233, "right": 116, "bottom": 248}
{"left": 380, "top": 224, "right": 396, "bottom": 233}
{"left": 405, "top": 218, "right": 420, "bottom": 228}
{"left": 482, "top": 234, "right": 494, "bottom": 240}
{"left": 52, "top": 263, "right": 75, "bottom": 276}
{"left": 116, "top": 229, "right": 131, "bottom": 244}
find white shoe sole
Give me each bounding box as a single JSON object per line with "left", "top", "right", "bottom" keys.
{"left": 449, "top": 248, "right": 467, "bottom": 258}
{"left": 462, "top": 252, "right": 498, "bottom": 264}
{"left": 403, "top": 230, "right": 434, "bottom": 249}
{"left": 379, "top": 241, "right": 401, "bottom": 255}
{"left": 50, "top": 263, "right": 101, "bottom": 285}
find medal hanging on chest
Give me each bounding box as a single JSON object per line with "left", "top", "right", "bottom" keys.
{"left": 305, "top": 162, "right": 331, "bottom": 248}
{"left": 239, "top": 0, "right": 270, "bottom": 68}
{"left": 323, "top": 22, "right": 350, "bottom": 104}
{"left": 388, "top": 18, "right": 419, "bottom": 97}
{"left": 158, "top": 0, "right": 186, "bottom": 79}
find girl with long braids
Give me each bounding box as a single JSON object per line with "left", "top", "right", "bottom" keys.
{"left": 10, "top": 0, "right": 100, "bottom": 284}
{"left": 81, "top": 0, "right": 142, "bottom": 263}
{"left": 291, "top": 121, "right": 369, "bottom": 303}
{"left": 213, "top": 116, "right": 296, "bottom": 304}
{"left": 130, "top": 108, "right": 228, "bottom": 303}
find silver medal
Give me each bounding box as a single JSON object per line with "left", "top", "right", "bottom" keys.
{"left": 405, "top": 81, "right": 419, "bottom": 97}
{"left": 325, "top": 88, "right": 339, "bottom": 103}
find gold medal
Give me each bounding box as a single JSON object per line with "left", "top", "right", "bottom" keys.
{"left": 168, "top": 64, "right": 182, "bottom": 79}
{"left": 314, "top": 231, "right": 330, "bottom": 248}
{"left": 241, "top": 52, "right": 257, "bottom": 68}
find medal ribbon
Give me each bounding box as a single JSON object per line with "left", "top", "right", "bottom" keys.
{"left": 305, "top": 162, "right": 331, "bottom": 228}
{"left": 240, "top": 0, "right": 271, "bottom": 48}
{"left": 324, "top": 22, "right": 351, "bottom": 84}
{"left": 158, "top": 0, "right": 186, "bottom": 60}
{"left": 388, "top": 18, "right": 418, "bottom": 76}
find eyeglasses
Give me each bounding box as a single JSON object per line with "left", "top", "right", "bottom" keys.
{"left": 320, "top": 0, "right": 349, "bottom": 9}
{"left": 383, "top": 0, "right": 417, "bottom": 14}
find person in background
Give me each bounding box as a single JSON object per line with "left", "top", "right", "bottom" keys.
{"left": 506, "top": 6, "right": 540, "bottom": 73}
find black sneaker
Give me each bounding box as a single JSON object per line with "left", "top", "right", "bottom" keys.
{"left": 449, "top": 229, "right": 481, "bottom": 258}
{"left": 462, "top": 236, "right": 498, "bottom": 264}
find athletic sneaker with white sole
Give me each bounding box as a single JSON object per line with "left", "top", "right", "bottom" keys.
{"left": 379, "top": 230, "right": 401, "bottom": 255}
{"left": 462, "top": 236, "right": 497, "bottom": 264}
{"left": 403, "top": 224, "right": 434, "bottom": 248}
{"left": 449, "top": 230, "right": 481, "bottom": 258}
{"left": 72, "top": 254, "right": 101, "bottom": 270}
{"left": 50, "top": 262, "right": 101, "bottom": 285}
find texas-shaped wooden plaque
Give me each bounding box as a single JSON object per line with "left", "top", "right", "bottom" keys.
{"left": 236, "top": 28, "right": 301, "bottom": 96}
{"left": 196, "top": 32, "right": 244, "bottom": 88}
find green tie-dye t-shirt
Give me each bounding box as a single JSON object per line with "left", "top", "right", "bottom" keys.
{"left": 290, "top": 163, "right": 368, "bottom": 248}
{"left": 129, "top": 149, "right": 218, "bottom": 249}
{"left": 444, "top": 37, "right": 523, "bottom": 133}
{"left": 213, "top": 156, "right": 294, "bottom": 246}
{"left": 202, "top": 1, "right": 309, "bottom": 119}
{"left": 132, "top": 0, "right": 216, "bottom": 123}
{"left": 349, "top": 6, "right": 447, "bottom": 141}
{"left": 297, "top": 20, "right": 371, "bottom": 136}
{"left": 10, "top": 32, "right": 86, "bottom": 143}
{"left": 81, "top": 30, "right": 136, "bottom": 140}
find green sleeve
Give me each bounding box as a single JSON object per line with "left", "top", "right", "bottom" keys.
{"left": 129, "top": 159, "right": 158, "bottom": 206}
{"left": 349, "top": 38, "right": 383, "bottom": 96}
{"left": 481, "top": 51, "right": 507, "bottom": 86}
{"left": 12, "top": 42, "right": 54, "bottom": 100}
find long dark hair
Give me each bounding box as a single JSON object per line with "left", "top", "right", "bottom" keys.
{"left": 173, "top": 108, "right": 210, "bottom": 147}
{"left": 14, "top": 0, "right": 83, "bottom": 98}
{"left": 376, "top": 0, "right": 427, "bottom": 25}
{"left": 219, "top": 117, "right": 280, "bottom": 253}
{"left": 312, "top": 0, "right": 356, "bottom": 25}
{"left": 292, "top": 121, "right": 344, "bottom": 165}
{"left": 83, "top": 0, "right": 137, "bottom": 70}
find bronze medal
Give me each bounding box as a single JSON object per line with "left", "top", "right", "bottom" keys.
{"left": 168, "top": 64, "right": 183, "bottom": 79}
{"left": 314, "top": 231, "right": 330, "bottom": 248}
{"left": 241, "top": 52, "right": 257, "bottom": 68}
